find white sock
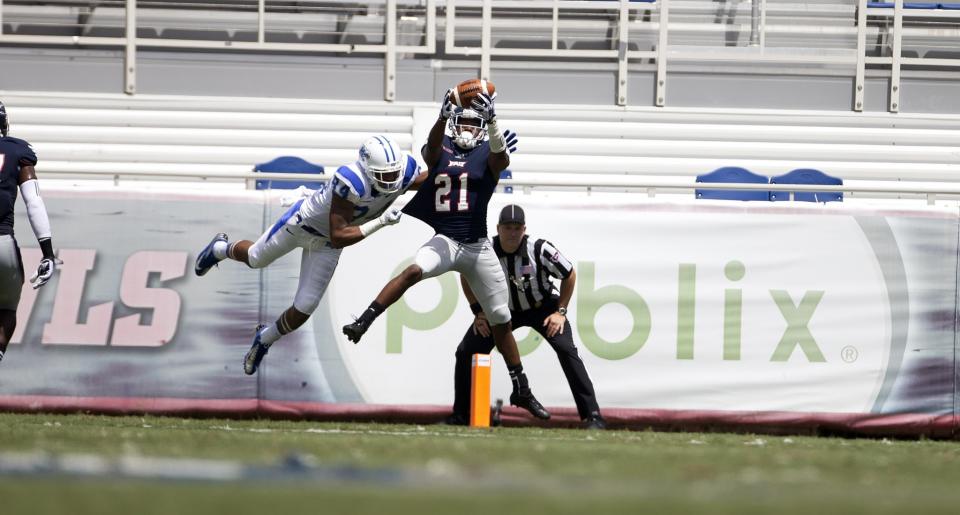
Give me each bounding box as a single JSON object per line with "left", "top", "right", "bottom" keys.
{"left": 259, "top": 323, "right": 282, "bottom": 346}
{"left": 212, "top": 241, "right": 229, "bottom": 260}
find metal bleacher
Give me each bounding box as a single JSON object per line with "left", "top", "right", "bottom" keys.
{"left": 2, "top": 1, "right": 960, "bottom": 199}
{"left": 3, "top": 0, "right": 960, "bottom": 107}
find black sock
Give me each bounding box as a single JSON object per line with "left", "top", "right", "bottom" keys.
{"left": 358, "top": 301, "right": 385, "bottom": 325}
{"left": 508, "top": 363, "right": 528, "bottom": 392}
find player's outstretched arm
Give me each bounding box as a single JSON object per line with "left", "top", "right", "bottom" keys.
{"left": 17, "top": 165, "right": 60, "bottom": 289}
{"left": 422, "top": 89, "right": 455, "bottom": 169}
{"left": 329, "top": 195, "right": 401, "bottom": 249}
{"left": 472, "top": 92, "right": 510, "bottom": 175}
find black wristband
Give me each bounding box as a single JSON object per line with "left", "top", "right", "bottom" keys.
{"left": 39, "top": 238, "right": 55, "bottom": 259}
{"left": 469, "top": 302, "right": 483, "bottom": 315}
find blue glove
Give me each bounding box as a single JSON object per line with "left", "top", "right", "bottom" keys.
{"left": 470, "top": 92, "right": 497, "bottom": 121}
{"left": 504, "top": 129, "right": 518, "bottom": 153}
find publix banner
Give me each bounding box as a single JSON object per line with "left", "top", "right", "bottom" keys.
{"left": 1, "top": 185, "right": 957, "bottom": 434}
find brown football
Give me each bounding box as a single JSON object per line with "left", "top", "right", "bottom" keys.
{"left": 451, "top": 78, "right": 496, "bottom": 108}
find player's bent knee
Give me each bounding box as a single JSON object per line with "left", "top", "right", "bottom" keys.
{"left": 401, "top": 265, "right": 423, "bottom": 284}
{"left": 246, "top": 249, "right": 267, "bottom": 269}
{"left": 486, "top": 305, "right": 511, "bottom": 326}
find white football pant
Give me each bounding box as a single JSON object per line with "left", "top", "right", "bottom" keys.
{"left": 414, "top": 234, "right": 511, "bottom": 326}
{"left": 246, "top": 212, "right": 341, "bottom": 315}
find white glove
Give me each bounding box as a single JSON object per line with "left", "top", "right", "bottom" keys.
{"left": 360, "top": 207, "right": 403, "bottom": 237}
{"left": 380, "top": 207, "right": 403, "bottom": 226}
{"left": 280, "top": 186, "right": 315, "bottom": 207}
{"left": 30, "top": 256, "right": 63, "bottom": 289}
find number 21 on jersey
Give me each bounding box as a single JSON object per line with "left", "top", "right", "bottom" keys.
{"left": 434, "top": 173, "right": 470, "bottom": 212}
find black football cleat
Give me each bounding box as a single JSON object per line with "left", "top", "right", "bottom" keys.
{"left": 342, "top": 318, "right": 371, "bottom": 344}
{"left": 509, "top": 388, "right": 550, "bottom": 420}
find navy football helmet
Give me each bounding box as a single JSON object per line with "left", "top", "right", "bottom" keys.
{"left": 449, "top": 108, "right": 487, "bottom": 150}
{"left": 0, "top": 101, "right": 8, "bottom": 137}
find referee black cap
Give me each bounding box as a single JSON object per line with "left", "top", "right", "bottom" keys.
{"left": 498, "top": 204, "right": 525, "bottom": 225}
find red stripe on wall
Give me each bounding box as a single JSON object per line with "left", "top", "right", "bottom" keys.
{"left": 0, "top": 395, "right": 955, "bottom": 438}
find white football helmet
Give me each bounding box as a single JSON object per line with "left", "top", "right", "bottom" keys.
{"left": 450, "top": 108, "right": 487, "bottom": 150}
{"left": 358, "top": 135, "right": 404, "bottom": 194}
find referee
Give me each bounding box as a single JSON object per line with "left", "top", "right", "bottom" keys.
{"left": 448, "top": 204, "right": 606, "bottom": 429}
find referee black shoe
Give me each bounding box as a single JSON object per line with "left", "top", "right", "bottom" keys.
{"left": 439, "top": 412, "right": 469, "bottom": 426}
{"left": 583, "top": 413, "right": 607, "bottom": 430}
{"left": 510, "top": 388, "right": 550, "bottom": 420}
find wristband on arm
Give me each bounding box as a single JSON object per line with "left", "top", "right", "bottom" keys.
{"left": 359, "top": 218, "right": 385, "bottom": 237}
{"left": 39, "top": 238, "right": 55, "bottom": 260}
{"left": 470, "top": 302, "right": 483, "bottom": 315}
{"left": 487, "top": 117, "right": 507, "bottom": 154}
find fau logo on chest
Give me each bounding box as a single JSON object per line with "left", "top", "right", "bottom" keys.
{"left": 447, "top": 160, "right": 467, "bottom": 168}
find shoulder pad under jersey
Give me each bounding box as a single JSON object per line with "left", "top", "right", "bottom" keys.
{"left": 333, "top": 164, "right": 367, "bottom": 202}
{"left": 4, "top": 137, "right": 37, "bottom": 166}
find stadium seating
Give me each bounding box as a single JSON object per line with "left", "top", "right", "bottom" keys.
{"left": 2, "top": 0, "right": 955, "bottom": 58}
{"left": 254, "top": 156, "right": 325, "bottom": 191}
{"left": 500, "top": 170, "right": 514, "bottom": 194}
{"left": 770, "top": 169, "right": 844, "bottom": 203}
{"left": 695, "top": 167, "right": 771, "bottom": 201}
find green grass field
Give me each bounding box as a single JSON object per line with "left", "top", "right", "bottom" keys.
{"left": 0, "top": 413, "right": 958, "bottom": 515}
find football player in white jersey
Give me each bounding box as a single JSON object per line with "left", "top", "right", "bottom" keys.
{"left": 195, "top": 135, "right": 426, "bottom": 375}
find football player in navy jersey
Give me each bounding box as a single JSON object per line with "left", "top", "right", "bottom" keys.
{"left": 0, "top": 100, "right": 61, "bottom": 365}
{"left": 195, "top": 135, "right": 427, "bottom": 375}
{"left": 343, "top": 89, "right": 550, "bottom": 420}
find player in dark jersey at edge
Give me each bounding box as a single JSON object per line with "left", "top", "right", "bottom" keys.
{"left": 342, "top": 87, "right": 550, "bottom": 420}
{"left": 0, "top": 100, "right": 61, "bottom": 365}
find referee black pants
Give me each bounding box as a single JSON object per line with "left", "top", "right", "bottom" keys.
{"left": 452, "top": 299, "right": 601, "bottom": 420}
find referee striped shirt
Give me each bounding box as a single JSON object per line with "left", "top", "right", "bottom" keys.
{"left": 493, "top": 234, "right": 574, "bottom": 312}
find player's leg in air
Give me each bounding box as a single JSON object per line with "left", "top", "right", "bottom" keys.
{"left": 343, "top": 235, "right": 550, "bottom": 419}
{"left": 243, "top": 243, "right": 340, "bottom": 374}
{"left": 195, "top": 199, "right": 324, "bottom": 374}
{"left": 342, "top": 234, "right": 450, "bottom": 341}
{"left": 194, "top": 198, "right": 309, "bottom": 277}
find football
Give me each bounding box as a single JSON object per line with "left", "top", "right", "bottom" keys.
{"left": 451, "top": 78, "right": 496, "bottom": 108}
